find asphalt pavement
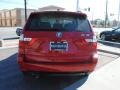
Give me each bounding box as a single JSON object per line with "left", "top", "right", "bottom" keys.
{"left": 0, "top": 48, "right": 119, "bottom": 90}
{"left": 98, "top": 43, "right": 120, "bottom": 55}
{"left": 78, "top": 57, "right": 120, "bottom": 90}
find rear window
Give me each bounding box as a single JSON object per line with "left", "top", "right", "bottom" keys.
{"left": 25, "top": 12, "right": 91, "bottom": 32}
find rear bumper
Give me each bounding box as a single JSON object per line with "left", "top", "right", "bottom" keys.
{"left": 18, "top": 58, "right": 97, "bottom": 73}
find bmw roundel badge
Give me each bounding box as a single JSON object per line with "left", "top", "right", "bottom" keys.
{"left": 56, "top": 32, "right": 62, "bottom": 38}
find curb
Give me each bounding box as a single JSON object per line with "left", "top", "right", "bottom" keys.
{"left": 0, "top": 39, "right": 3, "bottom": 47}
{"left": 98, "top": 40, "right": 120, "bottom": 48}
{"left": 97, "top": 48, "right": 120, "bottom": 56}
{"left": 3, "top": 37, "right": 19, "bottom": 40}
{"left": 0, "top": 46, "right": 18, "bottom": 50}
{"left": 0, "top": 37, "right": 19, "bottom": 47}
{"left": 97, "top": 40, "right": 120, "bottom": 55}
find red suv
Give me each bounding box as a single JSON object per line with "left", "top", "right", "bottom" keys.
{"left": 18, "top": 11, "right": 98, "bottom": 75}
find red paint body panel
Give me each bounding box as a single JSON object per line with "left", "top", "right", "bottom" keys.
{"left": 18, "top": 57, "right": 97, "bottom": 72}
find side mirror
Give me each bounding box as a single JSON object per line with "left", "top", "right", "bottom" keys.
{"left": 16, "top": 28, "right": 22, "bottom": 36}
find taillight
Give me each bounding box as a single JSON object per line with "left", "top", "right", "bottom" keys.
{"left": 19, "top": 34, "right": 32, "bottom": 55}
{"left": 19, "top": 34, "right": 32, "bottom": 41}
{"left": 24, "top": 38, "right": 32, "bottom": 41}
{"left": 85, "top": 36, "right": 97, "bottom": 43}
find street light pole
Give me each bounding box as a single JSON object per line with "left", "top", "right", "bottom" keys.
{"left": 24, "top": 0, "right": 27, "bottom": 22}
{"left": 118, "top": 0, "right": 120, "bottom": 26}
{"left": 105, "top": 0, "right": 108, "bottom": 28}
{"left": 76, "top": 0, "right": 79, "bottom": 12}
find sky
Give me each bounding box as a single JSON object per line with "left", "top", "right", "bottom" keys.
{"left": 0, "top": 0, "right": 119, "bottom": 20}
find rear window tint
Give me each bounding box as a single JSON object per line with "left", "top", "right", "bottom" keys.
{"left": 25, "top": 12, "right": 91, "bottom": 32}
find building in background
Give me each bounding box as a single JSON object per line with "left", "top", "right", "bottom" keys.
{"left": 0, "top": 9, "right": 8, "bottom": 27}
{"left": 5, "top": 10, "right": 12, "bottom": 27}
{"left": 0, "top": 8, "right": 36, "bottom": 27}
{"left": 0, "top": 12, "right": 2, "bottom": 26}
{"left": 0, "top": 5, "right": 64, "bottom": 27}
{"left": 10, "top": 8, "right": 36, "bottom": 27}
{"left": 38, "top": 5, "right": 64, "bottom": 11}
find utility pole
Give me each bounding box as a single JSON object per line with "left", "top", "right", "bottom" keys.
{"left": 118, "top": 0, "right": 120, "bottom": 26}
{"left": 24, "top": 0, "right": 27, "bottom": 22}
{"left": 105, "top": 0, "right": 108, "bottom": 28}
{"left": 76, "top": 0, "right": 79, "bottom": 12}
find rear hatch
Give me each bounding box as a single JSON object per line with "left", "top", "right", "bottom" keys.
{"left": 21, "top": 11, "right": 97, "bottom": 63}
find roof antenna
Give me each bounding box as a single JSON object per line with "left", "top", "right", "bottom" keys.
{"left": 76, "top": 0, "right": 79, "bottom": 12}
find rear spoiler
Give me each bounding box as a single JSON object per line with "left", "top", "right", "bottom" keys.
{"left": 30, "top": 11, "right": 87, "bottom": 19}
